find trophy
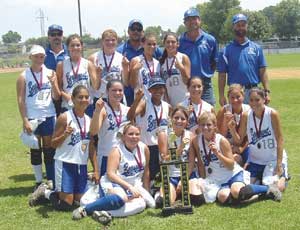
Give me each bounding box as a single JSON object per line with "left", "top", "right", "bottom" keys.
{"left": 159, "top": 120, "right": 193, "bottom": 216}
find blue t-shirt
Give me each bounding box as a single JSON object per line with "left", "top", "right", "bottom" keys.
{"left": 117, "top": 40, "right": 162, "bottom": 106}
{"left": 44, "top": 44, "right": 69, "bottom": 71}
{"left": 117, "top": 40, "right": 162, "bottom": 61}
{"left": 178, "top": 30, "right": 218, "bottom": 78}
{"left": 217, "top": 39, "right": 267, "bottom": 85}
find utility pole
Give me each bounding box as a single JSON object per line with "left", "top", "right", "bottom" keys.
{"left": 77, "top": 0, "right": 83, "bottom": 38}
{"left": 36, "top": 8, "right": 47, "bottom": 37}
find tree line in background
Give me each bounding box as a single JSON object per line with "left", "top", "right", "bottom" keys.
{"left": 1, "top": 0, "right": 300, "bottom": 48}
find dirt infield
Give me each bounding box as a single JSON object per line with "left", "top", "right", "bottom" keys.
{"left": 1, "top": 67, "right": 300, "bottom": 79}
{"left": 267, "top": 68, "right": 300, "bottom": 79}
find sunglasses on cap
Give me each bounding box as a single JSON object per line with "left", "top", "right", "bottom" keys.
{"left": 130, "top": 27, "right": 143, "bottom": 32}
{"left": 49, "top": 31, "right": 63, "bottom": 37}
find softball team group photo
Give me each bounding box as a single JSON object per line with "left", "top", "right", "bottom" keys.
{"left": 16, "top": 7, "right": 289, "bottom": 226}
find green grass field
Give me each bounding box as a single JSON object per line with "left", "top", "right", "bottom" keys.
{"left": 1, "top": 56, "right": 300, "bottom": 229}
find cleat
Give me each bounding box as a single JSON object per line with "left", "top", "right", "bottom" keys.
{"left": 46, "top": 180, "right": 54, "bottom": 190}
{"left": 29, "top": 183, "right": 47, "bottom": 206}
{"left": 72, "top": 206, "right": 87, "bottom": 220}
{"left": 267, "top": 184, "right": 282, "bottom": 202}
{"left": 92, "top": 210, "right": 112, "bottom": 225}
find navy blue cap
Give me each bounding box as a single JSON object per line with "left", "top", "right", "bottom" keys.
{"left": 128, "top": 19, "right": 143, "bottom": 29}
{"left": 232, "top": 14, "right": 248, "bottom": 25}
{"left": 184, "top": 8, "right": 200, "bottom": 20}
{"left": 48, "top": 24, "right": 63, "bottom": 32}
{"left": 148, "top": 77, "right": 166, "bottom": 89}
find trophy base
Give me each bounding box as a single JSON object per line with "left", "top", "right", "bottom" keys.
{"left": 162, "top": 207, "right": 175, "bottom": 217}
{"left": 162, "top": 205, "right": 193, "bottom": 216}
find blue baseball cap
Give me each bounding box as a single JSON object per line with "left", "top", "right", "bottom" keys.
{"left": 148, "top": 77, "right": 166, "bottom": 89}
{"left": 128, "top": 19, "right": 143, "bottom": 29}
{"left": 232, "top": 14, "right": 248, "bottom": 25}
{"left": 48, "top": 24, "right": 63, "bottom": 32}
{"left": 184, "top": 8, "right": 200, "bottom": 20}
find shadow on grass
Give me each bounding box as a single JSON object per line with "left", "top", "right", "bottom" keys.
{"left": 35, "top": 204, "right": 56, "bottom": 218}
{"left": 0, "top": 185, "right": 33, "bottom": 197}
{"left": 9, "top": 173, "right": 34, "bottom": 182}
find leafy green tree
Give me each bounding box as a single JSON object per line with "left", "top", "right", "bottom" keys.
{"left": 196, "top": 0, "right": 241, "bottom": 43}
{"left": 144, "top": 26, "right": 163, "bottom": 45}
{"left": 25, "top": 37, "right": 48, "bottom": 48}
{"left": 2, "top": 30, "right": 22, "bottom": 44}
{"left": 246, "top": 11, "right": 272, "bottom": 41}
{"left": 273, "top": 0, "right": 300, "bottom": 38}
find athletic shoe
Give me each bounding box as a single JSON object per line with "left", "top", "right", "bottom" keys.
{"left": 72, "top": 207, "right": 87, "bottom": 220}
{"left": 29, "top": 183, "right": 47, "bottom": 206}
{"left": 46, "top": 180, "right": 54, "bottom": 190}
{"left": 92, "top": 211, "right": 112, "bottom": 225}
{"left": 33, "top": 182, "right": 42, "bottom": 192}
{"left": 267, "top": 184, "right": 282, "bottom": 202}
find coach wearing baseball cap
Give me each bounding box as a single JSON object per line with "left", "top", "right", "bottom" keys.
{"left": 117, "top": 19, "right": 162, "bottom": 106}
{"left": 217, "top": 13, "right": 270, "bottom": 105}
{"left": 178, "top": 8, "right": 218, "bottom": 106}
{"left": 44, "top": 24, "right": 68, "bottom": 71}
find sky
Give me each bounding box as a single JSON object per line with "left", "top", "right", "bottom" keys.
{"left": 1, "top": 0, "right": 282, "bottom": 42}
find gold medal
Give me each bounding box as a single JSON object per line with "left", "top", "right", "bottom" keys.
{"left": 81, "top": 144, "right": 87, "bottom": 152}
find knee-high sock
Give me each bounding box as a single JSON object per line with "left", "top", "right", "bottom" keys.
{"left": 43, "top": 147, "right": 55, "bottom": 182}
{"left": 85, "top": 194, "right": 125, "bottom": 215}
{"left": 238, "top": 184, "right": 268, "bottom": 201}
{"left": 32, "top": 164, "right": 43, "bottom": 183}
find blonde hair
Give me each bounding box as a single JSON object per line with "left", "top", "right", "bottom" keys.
{"left": 198, "top": 111, "right": 217, "bottom": 126}
{"left": 227, "top": 83, "right": 244, "bottom": 97}
{"left": 101, "top": 29, "right": 118, "bottom": 40}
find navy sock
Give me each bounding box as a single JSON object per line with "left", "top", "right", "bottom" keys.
{"left": 249, "top": 184, "right": 268, "bottom": 194}
{"left": 85, "top": 194, "right": 125, "bottom": 215}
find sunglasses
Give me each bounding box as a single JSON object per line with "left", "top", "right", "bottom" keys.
{"left": 130, "top": 27, "right": 143, "bottom": 32}
{"left": 49, "top": 32, "right": 63, "bottom": 37}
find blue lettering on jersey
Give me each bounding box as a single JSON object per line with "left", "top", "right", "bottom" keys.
{"left": 68, "top": 132, "right": 81, "bottom": 146}
{"left": 66, "top": 72, "right": 88, "bottom": 89}
{"left": 249, "top": 127, "right": 272, "bottom": 145}
{"left": 161, "top": 69, "right": 180, "bottom": 80}
{"left": 147, "top": 115, "right": 168, "bottom": 132}
{"left": 122, "top": 162, "right": 144, "bottom": 177}
{"left": 27, "top": 81, "right": 51, "bottom": 97}
{"left": 107, "top": 114, "right": 117, "bottom": 131}
{"left": 200, "top": 150, "right": 218, "bottom": 166}
{"left": 188, "top": 115, "right": 197, "bottom": 129}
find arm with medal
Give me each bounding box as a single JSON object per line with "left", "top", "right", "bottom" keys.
{"left": 47, "top": 70, "right": 61, "bottom": 101}
{"left": 89, "top": 98, "right": 106, "bottom": 136}
{"left": 208, "top": 137, "right": 234, "bottom": 170}
{"left": 56, "top": 61, "right": 71, "bottom": 104}
{"left": 129, "top": 57, "right": 143, "bottom": 89}
{"left": 121, "top": 52, "right": 130, "bottom": 86}
{"left": 88, "top": 60, "right": 100, "bottom": 91}
{"left": 127, "top": 88, "right": 145, "bottom": 122}
{"left": 175, "top": 54, "right": 190, "bottom": 85}
{"left": 107, "top": 148, "right": 141, "bottom": 199}
{"left": 228, "top": 111, "right": 248, "bottom": 146}
{"left": 51, "top": 114, "right": 74, "bottom": 148}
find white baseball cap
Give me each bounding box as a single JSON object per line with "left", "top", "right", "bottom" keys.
{"left": 29, "top": 45, "right": 46, "bottom": 56}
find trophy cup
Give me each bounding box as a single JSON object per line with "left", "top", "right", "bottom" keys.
{"left": 159, "top": 121, "right": 193, "bottom": 216}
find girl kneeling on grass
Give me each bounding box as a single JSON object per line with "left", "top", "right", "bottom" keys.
{"left": 190, "top": 111, "right": 282, "bottom": 205}
{"left": 29, "top": 85, "right": 98, "bottom": 211}
{"left": 216, "top": 84, "right": 250, "bottom": 166}
{"left": 72, "top": 123, "right": 154, "bottom": 224}
{"left": 229, "top": 87, "right": 288, "bottom": 192}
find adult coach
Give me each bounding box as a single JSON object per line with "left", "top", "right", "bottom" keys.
{"left": 218, "top": 13, "right": 270, "bottom": 106}
{"left": 117, "top": 19, "right": 162, "bottom": 106}
{"left": 178, "top": 8, "right": 218, "bottom": 106}
{"left": 44, "top": 24, "right": 69, "bottom": 116}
